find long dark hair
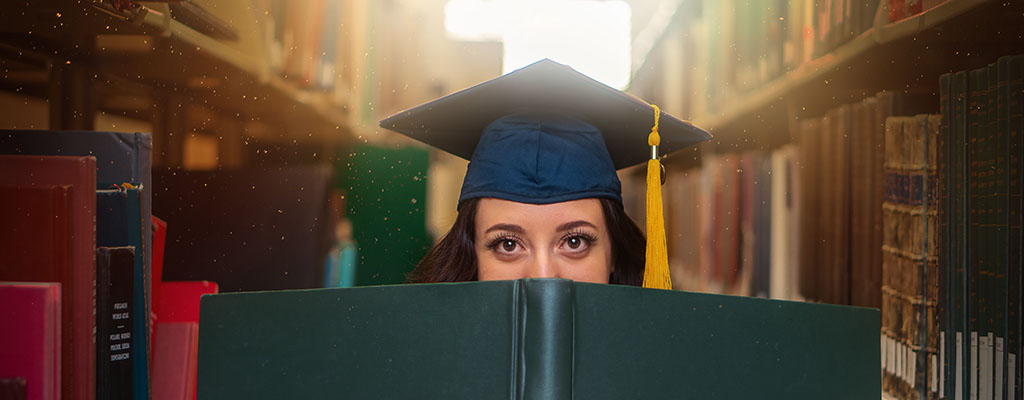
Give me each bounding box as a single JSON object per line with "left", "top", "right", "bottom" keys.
{"left": 407, "top": 198, "right": 646, "bottom": 286}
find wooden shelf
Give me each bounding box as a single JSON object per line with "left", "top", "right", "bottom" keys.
{"left": 691, "top": 0, "right": 991, "bottom": 133}
{"left": 0, "top": 0, "right": 350, "bottom": 144}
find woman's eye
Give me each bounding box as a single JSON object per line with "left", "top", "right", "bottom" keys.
{"left": 562, "top": 235, "right": 592, "bottom": 252}
{"left": 501, "top": 240, "right": 517, "bottom": 252}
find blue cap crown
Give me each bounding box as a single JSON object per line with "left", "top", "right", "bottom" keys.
{"left": 458, "top": 113, "right": 622, "bottom": 209}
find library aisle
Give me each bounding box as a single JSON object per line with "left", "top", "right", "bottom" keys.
{"left": 0, "top": 0, "right": 1022, "bottom": 399}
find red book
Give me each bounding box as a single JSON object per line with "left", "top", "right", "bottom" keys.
{"left": 151, "top": 322, "right": 198, "bottom": 400}
{"left": 151, "top": 216, "right": 168, "bottom": 343}
{"left": 0, "top": 155, "right": 96, "bottom": 400}
{"left": 156, "top": 281, "right": 219, "bottom": 323}
{"left": 152, "top": 281, "right": 216, "bottom": 400}
{"left": 0, "top": 282, "right": 61, "bottom": 400}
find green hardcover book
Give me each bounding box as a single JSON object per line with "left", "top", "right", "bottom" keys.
{"left": 968, "top": 67, "right": 987, "bottom": 400}
{"left": 995, "top": 56, "right": 1012, "bottom": 400}
{"left": 1007, "top": 53, "right": 1024, "bottom": 400}
{"left": 954, "top": 70, "right": 970, "bottom": 400}
{"left": 984, "top": 62, "right": 999, "bottom": 400}
{"left": 198, "top": 280, "right": 880, "bottom": 399}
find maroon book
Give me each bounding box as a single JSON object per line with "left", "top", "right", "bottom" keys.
{"left": 0, "top": 155, "right": 96, "bottom": 400}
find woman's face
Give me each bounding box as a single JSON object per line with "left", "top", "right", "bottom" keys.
{"left": 474, "top": 198, "right": 612, "bottom": 283}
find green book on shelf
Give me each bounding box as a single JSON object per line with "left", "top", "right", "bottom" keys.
{"left": 198, "top": 279, "right": 879, "bottom": 399}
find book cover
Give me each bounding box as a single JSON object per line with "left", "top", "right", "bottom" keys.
{"left": 96, "top": 247, "right": 135, "bottom": 400}
{"left": 833, "top": 104, "right": 853, "bottom": 305}
{"left": 938, "top": 71, "right": 953, "bottom": 400}
{"left": 0, "top": 282, "right": 60, "bottom": 400}
{"left": 156, "top": 281, "right": 219, "bottom": 323}
{"left": 1006, "top": 53, "right": 1023, "bottom": 400}
{"left": 954, "top": 70, "right": 970, "bottom": 400}
{"left": 97, "top": 187, "right": 149, "bottom": 400}
{"left": 752, "top": 153, "right": 773, "bottom": 299}
{"left": 770, "top": 145, "right": 799, "bottom": 301}
{"left": 0, "top": 155, "right": 96, "bottom": 400}
{"left": 798, "top": 118, "right": 824, "bottom": 302}
{"left": 198, "top": 279, "right": 880, "bottom": 399}
{"left": 151, "top": 216, "right": 167, "bottom": 329}
{"left": 152, "top": 322, "right": 199, "bottom": 400}
{"left": 967, "top": 67, "right": 987, "bottom": 400}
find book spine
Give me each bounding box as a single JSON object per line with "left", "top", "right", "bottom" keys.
{"left": 995, "top": 57, "right": 1011, "bottom": 400}
{"left": 1007, "top": 53, "right": 1023, "bottom": 400}
{"left": 969, "top": 67, "right": 988, "bottom": 400}
{"left": 939, "top": 72, "right": 953, "bottom": 400}
{"left": 96, "top": 246, "right": 135, "bottom": 400}
{"left": 928, "top": 114, "right": 943, "bottom": 400}
{"left": 516, "top": 279, "right": 572, "bottom": 400}
{"left": 837, "top": 105, "right": 853, "bottom": 305}
{"left": 954, "top": 70, "right": 969, "bottom": 400}
{"left": 883, "top": 116, "right": 904, "bottom": 398}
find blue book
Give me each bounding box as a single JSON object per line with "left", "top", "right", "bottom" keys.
{"left": 97, "top": 187, "right": 149, "bottom": 400}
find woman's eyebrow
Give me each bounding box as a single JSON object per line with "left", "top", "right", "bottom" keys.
{"left": 485, "top": 223, "right": 525, "bottom": 234}
{"left": 555, "top": 220, "right": 597, "bottom": 232}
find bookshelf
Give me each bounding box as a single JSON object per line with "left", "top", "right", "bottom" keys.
{"left": 0, "top": 0, "right": 355, "bottom": 167}
{"left": 632, "top": 0, "right": 1024, "bottom": 153}
{"left": 693, "top": 0, "right": 987, "bottom": 133}
{"left": 630, "top": 1, "right": 1024, "bottom": 399}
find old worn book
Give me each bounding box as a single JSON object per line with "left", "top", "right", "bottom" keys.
{"left": 199, "top": 279, "right": 879, "bottom": 399}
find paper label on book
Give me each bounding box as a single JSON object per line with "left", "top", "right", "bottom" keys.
{"left": 979, "top": 336, "right": 986, "bottom": 400}
{"left": 941, "top": 332, "right": 946, "bottom": 397}
{"left": 986, "top": 333, "right": 994, "bottom": 400}
{"left": 898, "top": 341, "right": 905, "bottom": 380}
{"left": 972, "top": 331, "right": 978, "bottom": 400}
{"left": 931, "top": 353, "right": 938, "bottom": 393}
{"left": 995, "top": 337, "right": 1003, "bottom": 400}
{"left": 957, "top": 332, "right": 964, "bottom": 400}
{"left": 882, "top": 333, "right": 887, "bottom": 369}
{"left": 1009, "top": 353, "right": 1016, "bottom": 400}
{"left": 889, "top": 336, "right": 897, "bottom": 374}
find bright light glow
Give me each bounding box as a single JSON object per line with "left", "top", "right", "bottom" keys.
{"left": 444, "top": 0, "right": 632, "bottom": 89}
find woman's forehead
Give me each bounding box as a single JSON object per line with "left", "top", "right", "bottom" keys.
{"left": 474, "top": 198, "right": 606, "bottom": 230}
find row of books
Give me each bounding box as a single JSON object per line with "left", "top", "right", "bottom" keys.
{"left": 679, "top": 0, "right": 950, "bottom": 119}
{"left": 254, "top": 0, "right": 346, "bottom": 90}
{"left": 928, "top": 55, "right": 1024, "bottom": 400}
{"left": 0, "top": 131, "right": 217, "bottom": 400}
{"left": 657, "top": 150, "right": 791, "bottom": 299}
{"left": 632, "top": 89, "right": 931, "bottom": 304}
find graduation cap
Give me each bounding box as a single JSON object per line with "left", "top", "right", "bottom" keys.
{"left": 379, "top": 59, "right": 711, "bottom": 290}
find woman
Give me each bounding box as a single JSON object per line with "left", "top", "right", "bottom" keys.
{"left": 379, "top": 59, "right": 710, "bottom": 286}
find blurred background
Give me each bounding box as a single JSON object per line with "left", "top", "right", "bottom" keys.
{"left": 2, "top": 1, "right": 1024, "bottom": 397}
{"left": 2, "top": 0, "right": 1022, "bottom": 288}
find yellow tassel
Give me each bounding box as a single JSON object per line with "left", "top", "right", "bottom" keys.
{"left": 643, "top": 105, "right": 671, "bottom": 290}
